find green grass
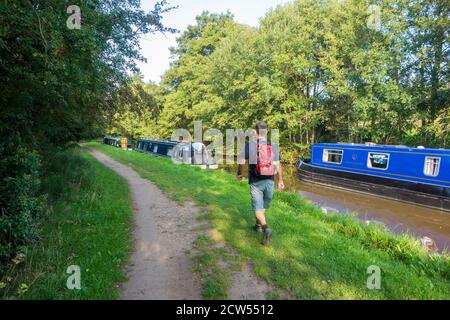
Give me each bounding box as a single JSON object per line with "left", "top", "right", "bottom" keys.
{"left": 86, "top": 141, "right": 450, "bottom": 300}
{"left": 193, "top": 234, "right": 230, "bottom": 300}
{"left": 1, "top": 147, "right": 133, "bottom": 299}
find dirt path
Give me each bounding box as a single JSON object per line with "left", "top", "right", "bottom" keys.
{"left": 88, "top": 149, "right": 202, "bottom": 300}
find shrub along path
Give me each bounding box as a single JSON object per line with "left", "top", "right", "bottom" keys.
{"left": 1, "top": 148, "right": 134, "bottom": 299}
{"left": 88, "top": 149, "right": 202, "bottom": 299}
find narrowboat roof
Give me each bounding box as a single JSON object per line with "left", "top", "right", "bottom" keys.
{"left": 312, "top": 143, "right": 450, "bottom": 156}
{"left": 138, "top": 138, "right": 178, "bottom": 145}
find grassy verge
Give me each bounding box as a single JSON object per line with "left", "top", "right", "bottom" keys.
{"left": 1, "top": 147, "right": 133, "bottom": 299}
{"left": 86, "top": 142, "right": 450, "bottom": 300}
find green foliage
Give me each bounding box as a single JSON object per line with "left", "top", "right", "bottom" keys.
{"left": 114, "top": 1, "right": 448, "bottom": 154}
{"left": 158, "top": 12, "right": 236, "bottom": 137}
{"left": 0, "top": 0, "right": 175, "bottom": 144}
{"left": 0, "top": 135, "right": 46, "bottom": 274}
{"left": 0, "top": 0, "right": 174, "bottom": 271}
{"left": 107, "top": 75, "right": 164, "bottom": 139}
{"left": 1, "top": 148, "right": 133, "bottom": 299}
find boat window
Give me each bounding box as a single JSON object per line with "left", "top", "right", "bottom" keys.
{"left": 424, "top": 157, "right": 440, "bottom": 177}
{"left": 153, "top": 145, "right": 158, "bottom": 153}
{"left": 367, "top": 153, "right": 389, "bottom": 170}
{"left": 322, "top": 149, "right": 343, "bottom": 164}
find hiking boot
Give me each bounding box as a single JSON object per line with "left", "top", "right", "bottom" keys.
{"left": 254, "top": 224, "right": 263, "bottom": 233}
{"left": 262, "top": 227, "right": 272, "bottom": 246}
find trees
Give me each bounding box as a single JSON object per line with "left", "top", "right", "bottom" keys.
{"left": 142, "top": 0, "right": 447, "bottom": 151}
{"left": 108, "top": 75, "right": 163, "bottom": 139}
{"left": 0, "top": 0, "right": 175, "bottom": 145}
{"left": 158, "top": 12, "right": 235, "bottom": 136}
{"left": 0, "top": 0, "right": 175, "bottom": 270}
{"left": 404, "top": 0, "right": 449, "bottom": 147}
{"left": 257, "top": 0, "right": 333, "bottom": 145}
{"left": 209, "top": 24, "right": 261, "bottom": 130}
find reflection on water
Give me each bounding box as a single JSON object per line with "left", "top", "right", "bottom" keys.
{"left": 224, "top": 164, "right": 450, "bottom": 253}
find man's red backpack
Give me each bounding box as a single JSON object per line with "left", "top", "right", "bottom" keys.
{"left": 255, "top": 143, "right": 275, "bottom": 176}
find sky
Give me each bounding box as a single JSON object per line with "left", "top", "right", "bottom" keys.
{"left": 138, "top": 0, "right": 292, "bottom": 83}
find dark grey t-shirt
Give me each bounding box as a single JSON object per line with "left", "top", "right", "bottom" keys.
{"left": 241, "top": 140, "right": 281, "bottom": 184}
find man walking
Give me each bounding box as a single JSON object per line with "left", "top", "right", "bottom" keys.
{"left": 237, "top": 122, "right": 285, "bottom": 245}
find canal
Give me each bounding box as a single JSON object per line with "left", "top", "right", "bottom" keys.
{"left": 223, "top": 164, "right": 450, "bottom": 253}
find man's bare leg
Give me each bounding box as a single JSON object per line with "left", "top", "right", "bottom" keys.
{"left": 255, "top": 209, "right": 266, "bottom": 226}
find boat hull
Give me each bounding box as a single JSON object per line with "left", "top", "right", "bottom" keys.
{"left": 297, "top": 160, "right": 450, "bottom": 212}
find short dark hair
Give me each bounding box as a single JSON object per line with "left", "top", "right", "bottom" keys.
{"left": 255, "top": 121, "right": 268, "bottom": 135}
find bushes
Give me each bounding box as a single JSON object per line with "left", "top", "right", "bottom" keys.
{"left": 0, "top": 140, "right": 104, "bottom": 274}
{"left": 0, "top": 136, "right": 46, "bottom": 274}
{"left": 280, "top": 143, "right": 310, "bottom": 164}
{"left": 41, "top": 145, "right": 93, "bottom": 202}
{"left": 0, "top": 133, "right": 88, "bottom": 275}
{"left": 1, "top": 148, "right": 133, "bottom": 299}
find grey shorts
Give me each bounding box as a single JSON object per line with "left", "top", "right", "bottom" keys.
{"left": 250, "top": 179, "right": 275, "bottom": 211}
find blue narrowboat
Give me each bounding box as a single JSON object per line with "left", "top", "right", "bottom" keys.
{"left": 136, "top": 138, "right": 218, "bottom": 168}
{"left": 136, "top": 138, "right": 178, "bottom": 157}
{"left": 103, "top": 136, "right": 121, "bottom": 147}
{"left": 297, "top": 143, "right": 450, "bottom": 212}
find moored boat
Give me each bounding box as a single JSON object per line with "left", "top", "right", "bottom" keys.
{"left": 103, "top": 136, "right": 121, "bottom": 147}
{"left": 136, "top": 138, "right": 218, "bottom": 169}
{"left": 136, "top": 138, "right": 178, "bottom": 157}
{"left": 297, "top": 143, "right": 450, "bottom": 212}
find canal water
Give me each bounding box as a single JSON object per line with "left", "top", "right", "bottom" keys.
{"left": 224, "top": 164, "right": 450, "bottom": 253}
